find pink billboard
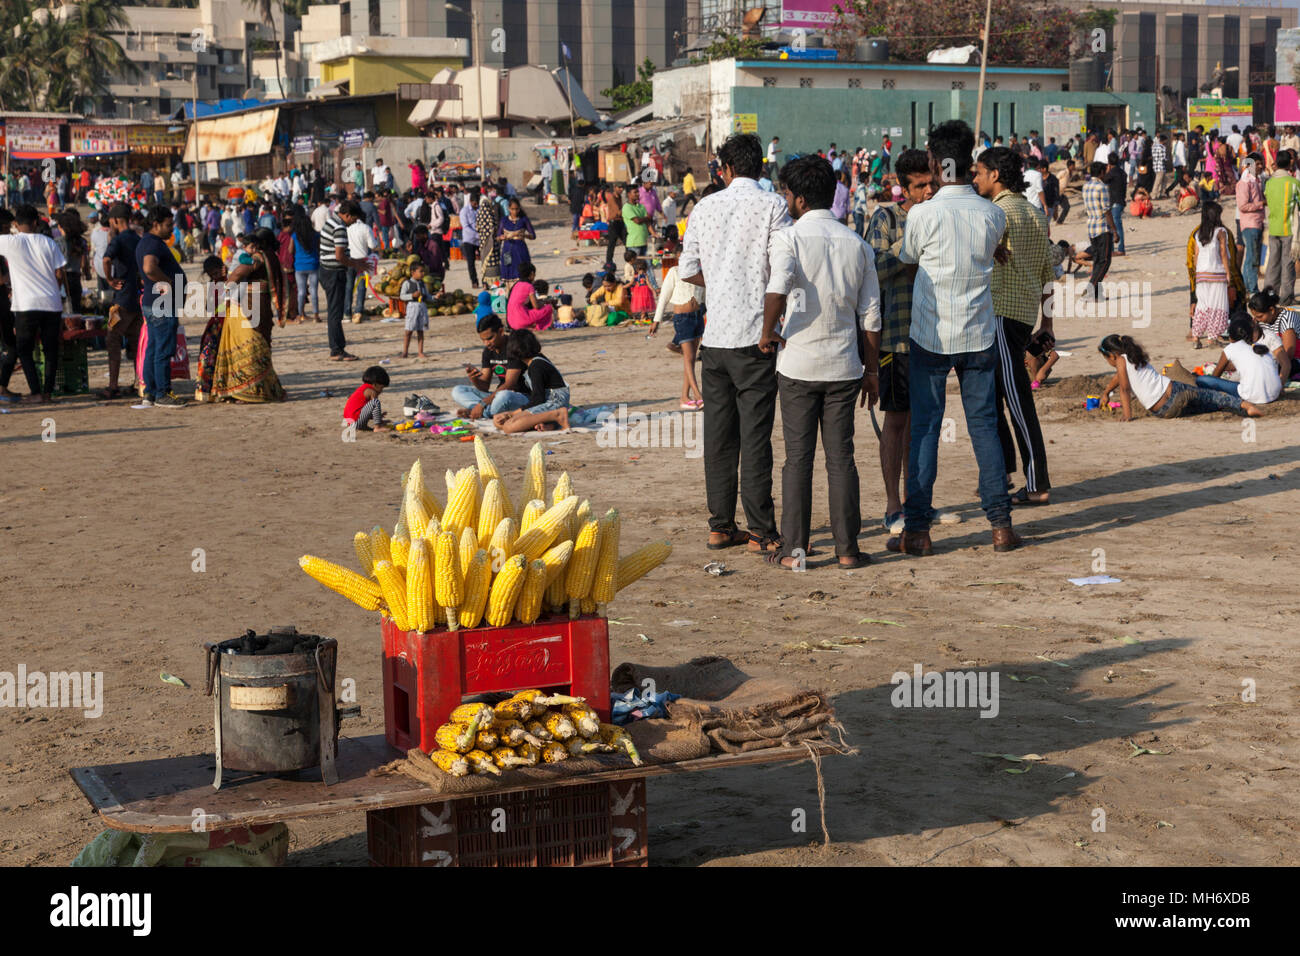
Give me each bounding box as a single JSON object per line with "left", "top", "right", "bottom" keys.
{"left": 780, "top": 0, "right": 841, "bottom": 29}
{"left": 1275, "top": 85, "right": 1300, "bottom": 125}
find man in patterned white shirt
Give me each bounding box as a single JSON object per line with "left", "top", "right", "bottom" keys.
{"left": 893, "top": 120, "right": 1023, "bottom": 556}
{"left": 680, "top": 133, "right": 792, "bottom": 554}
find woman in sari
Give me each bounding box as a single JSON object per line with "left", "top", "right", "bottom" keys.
{"left": 205, "top": 229, "right": 286, "bottom": 402}
{"left": 497, "top": 198, "right": 535, "bottom": 280}
{"left": 475, "top": 193, "right": 502, "bottom": 285}
{"left": 1213, "top": 137, "right": 1237, "bottom": 192}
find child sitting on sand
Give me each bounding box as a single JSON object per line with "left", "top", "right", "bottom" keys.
{"left": 492, "top": 329, "right": 570, "bottom": 433}
{"left": 1098, "top": 333, "right": 1263, "bottom": 420}
{"left": 1195, "top": 315, "right": 1283, "bottom": 406}
{"left": 1025, "top": 329, "right": 1059, "bottom": 389}
{"left": 343, "top": 365, "right": 391, "bottom": 431}
{"left": 587, "top": 272, "right": 629, "bottom": 326}
{"left": 505, "top": 262, "right": 554, "bottom": 331}
{"left": 400, "top": 262, "right": 429, "bottom": 358}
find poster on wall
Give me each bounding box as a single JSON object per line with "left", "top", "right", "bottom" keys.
{"left": 126, "top": 127, "right": 185, "bottom": 149}
{"left": 1275, "top": 86, "right": 1300, "bottom": 125}
{"left": 1043, "top": 107, "right": 1084, "bottom": 143}
{"left": 6, "top": 120, "right": 60, "bottom": 154}
{"left": 733, "top": 113, "right": 758, "bottom": 134}
{"left": 292, "top": 134, "right": 315, "bottom": 155}
{"left": 70, "top": 125, "right": 128, "bottom": 155}
{"left": 779, "top": 0, "right": 839, "bottom": 28}
{"left": 1186, "top": 98, "right": 1252, "bottom": 136}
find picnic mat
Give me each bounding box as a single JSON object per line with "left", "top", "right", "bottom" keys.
{"left": 611, "top": 656, "right": 840, "bottom": 754}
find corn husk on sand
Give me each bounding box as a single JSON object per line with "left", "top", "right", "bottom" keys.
{"left": 299, "top": 443, "right": 672, "bottom": 630}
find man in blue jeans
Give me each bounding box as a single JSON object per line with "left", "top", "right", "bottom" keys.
{"left": 451, "top": 314, "right": 531, "bottom": 418}
{"left": 1103, "top": 154, "right": 1128, "bottom": 255}
{"left": 892, "top": 120, "right": 1022, "bottom": 554}
{"left": 136, "top": 205, "right": 187, "bottom": 407}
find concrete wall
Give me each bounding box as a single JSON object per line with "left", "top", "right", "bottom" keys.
{"left": 728, "top": 86, "right": 1157, "bottom": 156}
{"left": 322, "top": 55, "right": 465, "bottom": 97}
{"left": 365, "top": 136, "right": 551, "bottom": 188}
{"left": 653, "top": 59, "right": 737, "bottom": 151}
{"left": 732, "top": 61, "right": 1070, "bottom": 93}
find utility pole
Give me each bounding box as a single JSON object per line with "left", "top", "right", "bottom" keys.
{"left": 972, "top": 0, "right": 993, "bottom": 149}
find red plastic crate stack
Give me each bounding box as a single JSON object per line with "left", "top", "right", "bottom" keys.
{"left": 366, "top": 778, "right": 648, "bottom": 867}
{"left": 381, "top": 614, "right": 612, "bottom": 754}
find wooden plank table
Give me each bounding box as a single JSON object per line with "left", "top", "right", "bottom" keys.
{"left": 70, "top": 734, "right": 846, "bottom": 834}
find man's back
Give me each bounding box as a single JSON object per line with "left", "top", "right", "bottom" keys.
{"left": 899, "top": 184, "right": 1004, "bottom": 354}
{"left": 679, "top": 177, "right": 790, "bottom": 349}
{"left": 1265, "top": 173, "right": 1298, "bottom": 235}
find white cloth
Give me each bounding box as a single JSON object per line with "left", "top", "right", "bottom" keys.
{"left": 652, "top": 266, "right": 705, "bottom": 325}
{"left": 765, "top": 209, "right": 881, "bottom": 382}
{"left": 1022, "top": 169, "right": 1045, "bottom": 211}
{"left": 1174, "top": 140, "right": 1187, "bottom": 166}
{"left": 371, "top": 164, "right": 390, "bottom": 189}
{"left": 1124, "top": 357, "right": 1170, "bottom": 410}
{"left": 89, "top": 225, "right": 111, "bottom": 280}
{"left": 899, "top": 183, "right": 1005, "bottom": 354}
{"left": 347, "top": 220, "right": 376, "bottom": 259}
{"left": 0, "top": 233, "right": 66, "bottom": 312}
{"left": 1226, "top": 132, "right": 1244, "bottom": 154}
{"left": 679, "top": 176, "right": 791, "bottom": 349}
{"left": 1224, "top": 339, "right": 1281, "bottom": 404}
{"left": 1258, "top": 326, "right": 1283, "bottom": 352}
{"left": 1094, "top": 142, "right": 1111, "bottom": 166}
{"left": 311, "top": 203, "right": 330, "bottom": 233}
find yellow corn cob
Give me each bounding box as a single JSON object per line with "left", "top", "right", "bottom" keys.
{"left": 457, "top": 549, "right": 492, "bottom": 629}
{"left": 369, "top": 525, "right": 392, "bottom": 566}
{"left": 485, "top": 554, "right": 526, "bottom": 627}
{"left": 514, "top": 742, "right": 541, "bottom": 766}
{"left": 510, "top": 689, "right": 553, "bottom": 708}
{"left": 494, "top": 696, "right": 534, "bottom": 721}
{"left": 394, "top": 511, "right": 408, "bottom": 542}
{"left": 564, "top": 519, "right": 602, "bottom": 617}
{"left": 390, "top": 533, "right": 410, "bottom": 570}
{"left": 444, "top": 468, "right": 456, "bottom": 499}
{"left": 428, "top": 749, "right": 470, "bottom": 776}
{"left": 598, "top": 722, "right": 642, "bottom": 765}
{"left": 449, "top": 702, "right": 495, "bottom": 727}
{"left": 491, "top": 718, "right": 543, "bottom": 748}
{"left": 475, "top": 729, "right": 500, "bottom": 751}
{"left": 542, "top": 540, "right": 575, "bottom": 611}
{"left": 540, "top": 741, "right": 569, "bottom": 764}
{"left": 441, "top": 466, "right": 480, "bottom": 539}
{"left": 551, "top": 471, "right": 572, "bottom": 507}
{"left": 405, "top": 537, "right": 435, "bottom": 632}
{"left": 491, "top": 745, "right": 530, "bottom": 768}
{"left": 486, "top": 517, "right": 518, "bottom": 571}
{"left": 590, "top": 509, "right": 621, "bottom": 607}
{"left": 539, "top": 693, "right": 585, "bottom": 706}
{"left": 473, "top": 435, "right": 501, "bottom": 484}
{"left": 525, "top": 718, "right": 553, "bottom": 741}
{"left": 465, "top": 749, "right": 502, "bottom": 775}
{"left": 519, "top": 442, "right": 546, "bottom": 518}
{"left": 434, "top": 530, "right": 464, "bottom": 629}
{"left": 373, "top": 560, "right": 410, "bottom": 630}
{"left": 353, "top": 531, "right": 375, "bottom": 576}
{"left": 514, "top": 559, "right": 548, "bottom": 625}
{"left": 476, "top": 479, "right": 507, "bottom": 546}
{"left": 616, "top": 540, "right": 673, "bottom": 593}
{"left": 520, "top": 498, "right": 546, "bottom": 535}
{"left": 575, "top": 499, "right": 592, "bottom": 529}
{"left": 543, "top": 711, "right": 577, "bottom": 741}
{"left": 408, "top": 458, "right": 443, "bottom": 519}
{"left": 420, "top": 517, "right": 441, "bottom": 547}
{"left": 513, "top": 495, "right": 579, "bottom": 563}
{"left": 434, "top": 713, "right": 482, "bottom": 753}
{"left": 298, "top": 555, "right": 384, "bottom": 611}
{"left": 563, "top": 704, "right": 601, "bottom": 739}
{"left": 404, "top": 486, "right": 432, "bottom": 540}
{"left": 458, "top": 525, "right": 478, "bottom": 579}
{"left": 580, "top": 596, "right": 596, "bottom": 615}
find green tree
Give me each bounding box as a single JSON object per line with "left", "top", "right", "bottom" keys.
{"left": 243, "top": 0, "right": 287, "bottom": 98}
{"left": 64, "top": 0, "right": 142, "bottom": 113}
{"left": 600, "top": 57, "right": 655, "bottom": 112}
{"left": 0, "top": 1, "right": 136, "bottom": 112}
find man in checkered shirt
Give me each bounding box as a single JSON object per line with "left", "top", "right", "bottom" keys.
{"left": 1151, "top": 134, "right": 1169, "bottom": 201}
{"left": 1083, "top": 162, "right": 1118, "bottom": 299}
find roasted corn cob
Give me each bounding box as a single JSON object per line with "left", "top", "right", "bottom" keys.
{"left": 434, "top": 713, "right": 482, "bottom": 754}
{"left": 373, "top": 559, "right": 410, "bottom": 631}
{"left": 404, "top": 537, "right": 435, "bottom": 632}
{"left": 475, "top": 729, "right": 500, "bottom": 751}
{"left": 543, "top": 711, "right": 578, "bottom": 741}
{"left": 491, "top": 745, "right": 530, "bottom": 769}
{"left": 299, "top": 555, "right": 384, "bottom": 611}
{"left": 513, "top": 742, "right": 541, "bottom": 766}
{"left": 492, "top": 718, "right": 543, "bottom": 748}
{"left": 449, "top": 702, "right": 495, "bottom": 728}
{"left": 485, "top": 554, "right": 526, "bottom": 627}
{"left": 428, "top": 749, "right": 470, "bottom": 777}
{"left": 563, "top": 703, "right": 601, "bottom": 738}
{"left": 457, "top": 549, "right": 492, "bottom": 629}
{"left": 598, "top": 722, "right": 642, "bottom": 766}
{"left": 524, "top": 718, "right": 553, "bottom": 741}
{"left": 465, "top": 748, "right": 502, "bottom": 775}
{"left": 434, "top": 530, "right": 464, "bottom": 629}
{"left": 564, "top": 736, "right": 589, "bottom": 757}
{"left": 540, "top": 741, "right": 570, "bottom": 764}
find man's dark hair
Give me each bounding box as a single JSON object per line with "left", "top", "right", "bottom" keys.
{"left": 778, "top": 155, "right": 835, "bottom": 210}
{"left": 13, "top": 204, "right": 39, "bottom": 227}
{"left": 894, "top": 148, "right": 929, "bottom": 187}
{"left": 338, "top": 199, "right": 362, "bottom": 218}
{"left": 1277, "top": 150, "right": 1294, "bottom": 171}
{"left": 505, "top": 328, "right": 542, "bottom": 363}
{"left": 716, "top": 133, "right": 764, "bottom": 179}
{"left": 1106, "top": 151, "right": 1120, "bottom": 167}
{"left": 107, "top": 202, "right": 131, "bottom": 222}
{"left": 201, "top": 255, "right": 224, "bottom": 279}
{"left": 1088, "top": 161, "right": 1106, "bottom": 178}
{"left": 148, "top": 205, "right": 173, "bottom": 227}
{"left": 977, "top": 147, "right": 1026, "bottom": 192}
{"left": 476, "top": 313, "right": 503, "bottom": 333}
{"left": 362, "top": 365, "right": 390, "bottom": 387}
{"left": 928, "top": 120, "right": 976, "bottom": 181}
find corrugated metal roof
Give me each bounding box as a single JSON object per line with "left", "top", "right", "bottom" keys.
{"left": 0, "top": 111, "right": 84, "bottom": 121}
{"left": 184, "top": 108, "right": 280, "bottom": 163}
{"left": 577, "top": 116, "right": 706, "bottom": 150}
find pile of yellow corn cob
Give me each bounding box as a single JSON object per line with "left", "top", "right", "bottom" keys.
{"left": 299, "top": 438, "right": 672, "bottom": 630}
{"left": 427, "top": 691, "right": 643, "bottom": 777}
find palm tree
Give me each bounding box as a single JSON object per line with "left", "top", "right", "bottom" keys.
{"left": 242, "top": 0, "right": 285, "bottom": 99}
{"left": 63, "top": 0, "right": 141, "bottom": 113}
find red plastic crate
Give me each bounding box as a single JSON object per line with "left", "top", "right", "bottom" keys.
{"left": 381, "top": 614, "right": 611, "bottom": 754}
{"left": 366, "top": 777, "right": 648, "bottom": 867}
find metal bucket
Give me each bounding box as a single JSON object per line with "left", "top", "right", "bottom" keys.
{"left": 204, "top": 626, "right": 339, "bottom": 789}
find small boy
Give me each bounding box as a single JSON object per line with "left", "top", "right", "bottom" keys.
{"left": 400, "top": 263, "right": 429, "bottom": 358}
{"left": 1025, "top": 329, "right": 1059, "bottom": 389}
{"left": 343, "top": 365, "right": 390, "bottom": 431}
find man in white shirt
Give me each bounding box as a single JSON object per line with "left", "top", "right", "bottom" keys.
{"left": 895, "top": 120, "right": 1022, "bottom": 555}
{"left": 679, "top": 133, "right": 792, "bottom": 553}
{"left": 1094, "top": 135, "right": 1112, "bottom": 167}
{"left": 346, "top": 215, "right": 377, "bottom": 319}
{"left": 310, "top": 200, "right": 330, "bottom": 233}
{"left": 88, "top": 211, "right": 111, "bottom": 288}
{"left": 0, "top": 204, "right": 71, "bottom": 403}
{"left": 1022, "top": 163, "right": 1045, "bottom": 216}
{"left": 759, "top": 154, "right": 880, "bottom": 570}
{"left": 767, "top": 136, "right": 782, "bottom": 167}
{"left": 1226, "top": 125, "right": 1244, "bottom": 157}
{"left": 370, "top": 158, "right": 390, "bottom": 192}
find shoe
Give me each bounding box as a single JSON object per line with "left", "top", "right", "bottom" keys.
{"left": 155, "top": 393, "right": 188, "bottom": 408}
{"left": 136, "top": 397, "right": 154, "bottom": 408}
{"left": 886, "top": 530, "right": 933, "bottom": 556}
{"left": 1030, "top": 380, "right": 1042, "bottom": 390}
{"left": 402, "top": 393, "right": 422, "bottom": 417}
{"left": 992, "top": 527, "right": 1023, "bottom": 552}
{"left": 935, "top": 509, "right": 962, "bottom": 525}
{"left": 883, "top": 511, "right": 904, "bottom": 534}
{"left": 416, "top": 396, "right": 441, "bottom": 414}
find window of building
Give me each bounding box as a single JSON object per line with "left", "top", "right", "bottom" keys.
{"left": 762, "top": 76, "right": 776, "bottom": 87}
{"left": 848, "top": 77, "right": 861, "bottom": 89}
{"left": 984, "top": 81, "right": 997, "bottom": 90}
{"left": 1029, "top": 81, "right": 1040, "bottom": 91}
{"left": 951, "top": 81, "right": 965, "bottom": 90}
{"left": 799, "top": 77, "right": 812, "bottom": 88}
{"left": 158, "top": 97, "right": 171, "bottom": 115}
{"left": 882, "top": 78, "right": 894, "bottom": 89}
{"left": 197, "top": 64, "right": 209, "bottom": 77}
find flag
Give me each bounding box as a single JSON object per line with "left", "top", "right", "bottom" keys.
{"left": 561, "top": 42, "right": 571, "bottom": 60}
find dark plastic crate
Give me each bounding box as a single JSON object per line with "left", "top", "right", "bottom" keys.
{"left": 367, "top": 777, "right": 648, "bottom": 867}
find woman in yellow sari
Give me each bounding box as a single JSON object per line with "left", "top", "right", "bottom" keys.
{"left": 208, "top": 229, "right": 286, "bottom": 403}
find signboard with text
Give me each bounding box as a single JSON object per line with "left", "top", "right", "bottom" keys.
{"left": 292, "top": 134, "right": 315, "bottom": 155}
{"left": 70, "top": 125, "right": 128, "bottom": 155}
{"left": 1187, "top": 98, "right": 1252, "bottom": 137}
{"left": 1043, "top": 107, "right": 1084, "bottom": 143}
{"left": 126, "top": 127, "right": 186, "bottom": 149}
{"left": 342, "top": 128, "right": 366, "bottom": 149}
{"left": 6, "top": 120, "right": 60, "bottom": 154}
{"left": 733, "top": 112, "right": 758, "bottom": 134}
{"left": 779, "top": 0, "right": 840, "bottom": 28}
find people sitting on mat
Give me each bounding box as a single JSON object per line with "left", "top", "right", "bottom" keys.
{"left": 491, "top": 329, "right": 570, "bottom": 433}
{"left": 451, "top": 313, "right": 530, "bottom": 419}
{"left": 505, "top": 262, "right": 554, "bottom": 331}
{"left": 1098, "top": 333, "right": 1263, "bottom": 420}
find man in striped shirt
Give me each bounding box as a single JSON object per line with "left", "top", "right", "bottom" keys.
{"left": 894, "top": 120, "right": 1022, "bottom": 555}
{"left": 318, "top": 199, "right": 366, "bottom": 361}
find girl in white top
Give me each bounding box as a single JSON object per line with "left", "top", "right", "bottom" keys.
{"left": 650, "top": 265, "right": 706, "bottom": 409}
{"left": 1197, "top": 316, "right": 1283, "bottom": 405}
{"left": 1099, "top": 334, "right": 1263, "bottom": 420}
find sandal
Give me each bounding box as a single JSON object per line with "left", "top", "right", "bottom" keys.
{"left": 706, "top": 527, "right": 748, "bottom": 551}
{"left": 747, "top": 533, "right": 783, "bottom": 555}
{"left": 763, "top": 551, "right": 796, "bottom": 569}
{"left": 1011, "top": 488, "right": 1050, "bottom": 507}
{"left": 838, "top": 554, "right": 871, "bottom": 569}
{"left": 97, "top": 387, "right": 122, "bottom": 400}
